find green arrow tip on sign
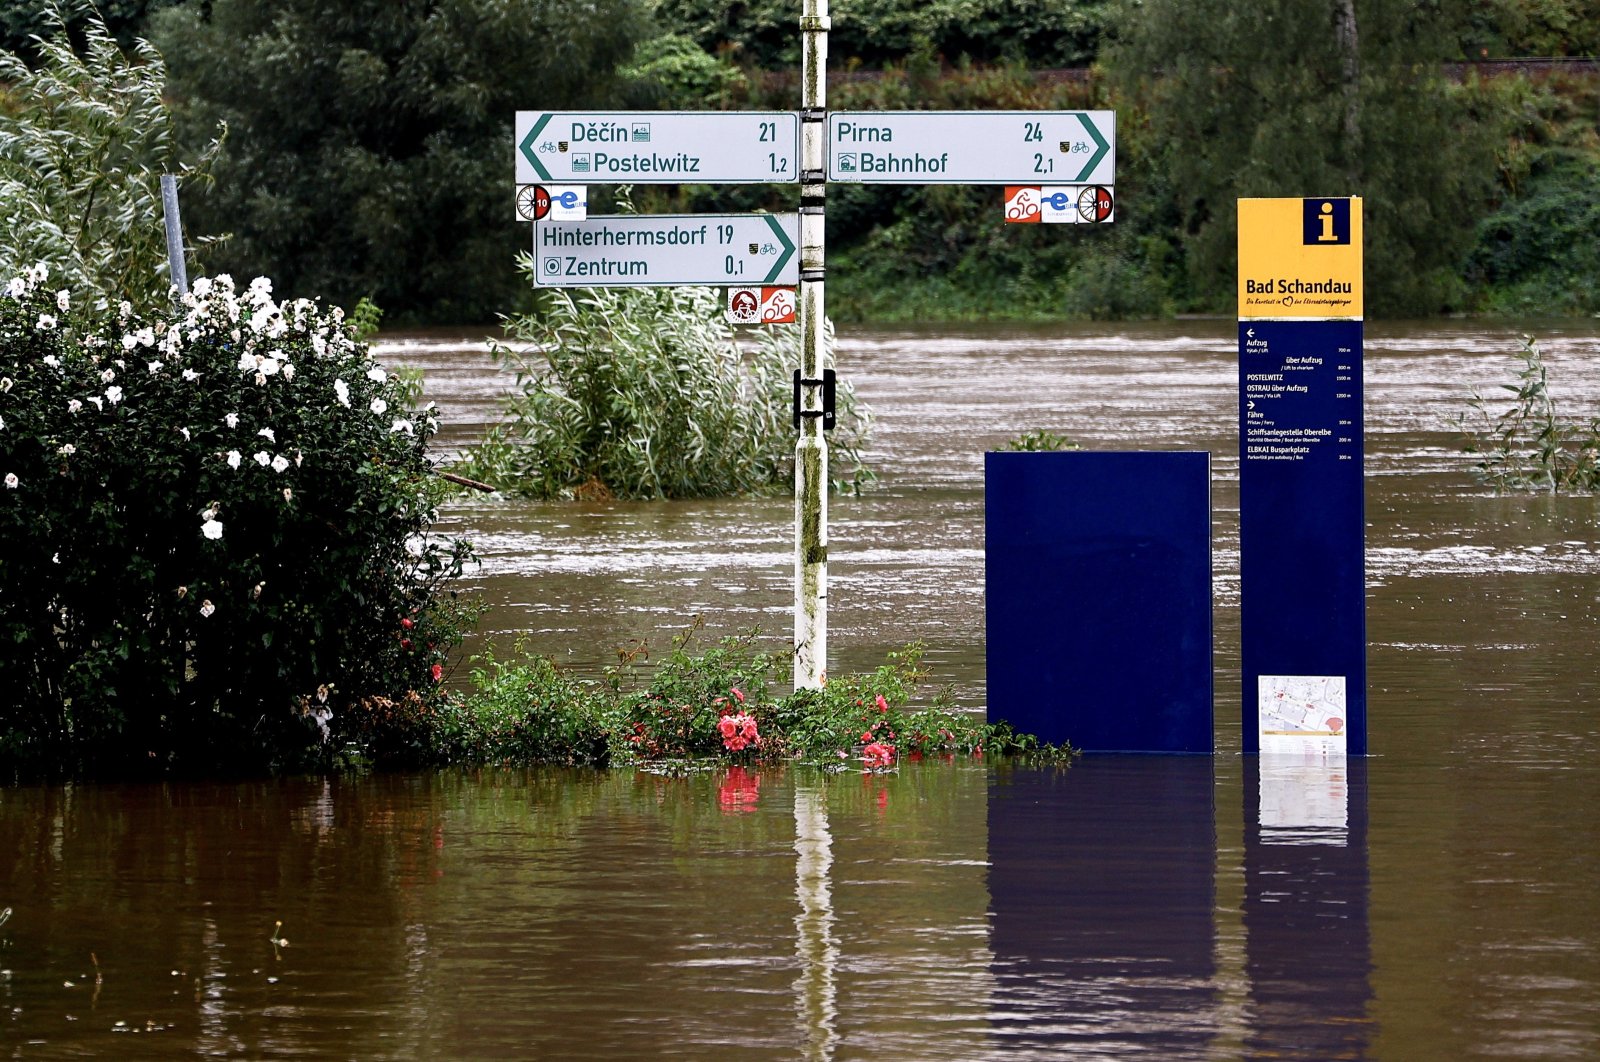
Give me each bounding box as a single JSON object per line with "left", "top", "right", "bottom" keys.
{"left": 763, "top": 215, "right": 796, "bottom": 284}
{"left": 519, "top": 114, "right": 553, "bottom": 182}
{"left": 1073, "top": 112, "right": 1110, "bottom": 183}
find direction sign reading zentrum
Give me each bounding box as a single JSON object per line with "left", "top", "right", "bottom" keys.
{"left": 532, "top": 213, "right": 799, "bottom": 288}
{"left": 827, "top": 110, "right": 1114, "bottom": 185}
{"left": 516, "top": 111, "right": 800, "bottom": 184}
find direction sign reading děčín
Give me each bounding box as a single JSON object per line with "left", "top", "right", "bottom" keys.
{"left": 517, "top": 112, "right": 800, "bottom": 184}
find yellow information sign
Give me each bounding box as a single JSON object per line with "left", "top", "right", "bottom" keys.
{"left": 1238, "top": 197, "right": 1363, "bottom": 320}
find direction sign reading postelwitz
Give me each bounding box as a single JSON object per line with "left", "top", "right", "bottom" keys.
{"left": 532, "top": 213, "right": 799, "bottom": 288}
{"left": 827, "top": 110, "right": 1114, "bottom": 185}
{"left": 517, "top": 112, "right": 800, "bottom": 185}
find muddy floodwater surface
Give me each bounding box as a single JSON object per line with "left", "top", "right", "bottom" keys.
{"left": 3, "top": 320, "right": 1600, "bottom": 1058}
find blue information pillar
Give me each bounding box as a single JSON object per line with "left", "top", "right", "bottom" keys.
{"left": 1238, "top": 197, "right": 1366, "bottom": 756}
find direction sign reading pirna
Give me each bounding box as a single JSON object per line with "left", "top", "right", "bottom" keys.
{"left": 827, "top": 111, "right": 1114, "bottom": 185}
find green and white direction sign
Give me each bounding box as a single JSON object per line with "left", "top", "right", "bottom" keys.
{"left": 516, "top": 111, "right": 800, "bottom": 184}
{"left": 826, "top": 110, "right": 1114, "bottom": 185}
{"left": 532, "top": 213, "right": 799, "bottom": 288}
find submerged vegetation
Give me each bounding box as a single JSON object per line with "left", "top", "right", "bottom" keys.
{"left": 454, "top": 273, "right": 874, "bottom": 500}
{"left": 1463, "top": 335, "right": 1600, "bottom": 493}
{"left": 353, "top": 626, "right": 1069, "bottom": 773}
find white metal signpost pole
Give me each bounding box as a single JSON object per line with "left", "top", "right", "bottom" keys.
{"left": 795, "top": 0, "right": 829, "bottom": 690}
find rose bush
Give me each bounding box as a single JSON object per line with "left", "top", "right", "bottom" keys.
{"left": 0, "top": 266, "right": 474, "bottom": 778}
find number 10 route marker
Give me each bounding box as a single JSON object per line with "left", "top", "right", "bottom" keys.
{"left": 532, "top": 214, "right": 799, "bottom": 288}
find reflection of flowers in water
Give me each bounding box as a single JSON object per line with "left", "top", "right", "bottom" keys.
{"left": 718, "top": 766, "right": 761, "bottom": 813}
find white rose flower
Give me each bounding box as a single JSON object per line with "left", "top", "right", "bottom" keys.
{"left": 390, "top": 418, "right": 413, "bottom": 436}
{"left": 271, "top": 454, "right": 290, "bottom": 473}
{"left": 87, "top": 396, "right": 103, "bottom": 411}
{"left": 57, "top": 443, "right": 74, "bottom": 456}
{"left": 100, "top": 368, "right": 116, "bottom": 383}
{"left": 259, "top": 357, "right": 280, "bottom": 377}
{"left": 192, "top": 278, "right": 212, "bottom": 298}
{"left": 236, "top": 351, "right": 256, "bottom": 372}
{"left": 254, "top": 371, "right": 267, "bottom": 386}
{"left": 333, "top": 379, "right": 350, "bottom": 407}
{"left": 201, "top": 518, "right": 223, "bottom": 540}
{"left": 366, "top": 366, "right": 387, "bottom": 384}
{"left": 226, "top": 450, "right": 241, "bottom": 469}
{"left": 134, "top": 328, "right": 155, "bottom": 348}
{"left": 56, "top": 289, "right": 69, "bottom": 311}
{"left": 199, "top": 599, "right": 216, "bottom": 618}
{"left": 147, "top": 360, "right": 163, "bottom": 374}
{"left": 104, "top": 385, "right": 123, "bottom": 405}
{"left": 4, "top": 472, "right": 16, "bottom": 489}
{"left": 182, "top": 368, "right": 201, "bottom": 382}
{"left": 282, "top": 487, "right": 293, "bottom": 502}
{"left": 118, "top": 299, "right": 133, "bottom": 318}
{"left": 37, "top": 313, "right": 56, "bottom": 330}
{"left": 43, "top": 355, "right": 60, "bottom": 368}
{"left": 253, "top": 451, "right": 271, "bottom": 467}
{"left": 28, "top": 263, "right": 47, "bottom": 283}
{"left": 281, "top": 362, "right": 295, "bottom": 381}
{"left": 258, "top": 427, "right": 276, "bottom": 443}
{"left": 5, "top": 278, "right": 24, "bottom": 299}
{"left": 0, "top": 377, "right": 10, "bottom": 392}
{"left": 122, "top": 333, "right": 138, "bottom": 351}
{"left": 370, "top": 397, "right": 388, "bottom": 416}
{"left": 179, "top": 427, "right": 191, "bottom": 441}
{"left": 224, "top": 413, "right": 239, "bottom": 428}
{"left": 67, "top": 399, "right": 82, "bottom": 413}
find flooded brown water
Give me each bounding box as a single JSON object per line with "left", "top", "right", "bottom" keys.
{"left": 3, "top": 321, "right": 1600, "bottom": 1058}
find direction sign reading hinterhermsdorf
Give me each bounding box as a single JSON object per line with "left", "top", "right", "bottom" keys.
{"left": 532, "top": 214, "right": 799, "bottom": 288}
{"left": 517, "top": 112, "right": 800, "bottom": 184}
{"left": 826, "top": 111, "right": 1114, "bottom": 185}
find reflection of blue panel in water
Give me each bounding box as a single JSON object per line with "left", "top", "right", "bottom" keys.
{"left": 985, "top": 451, "right": 1212, "bottom": 753}
{"left": 1244, "top": 757, "right": 1373, "bottom": 1058}
{"left": 988, "top": 758, "right": 1217, "bottom": 1055}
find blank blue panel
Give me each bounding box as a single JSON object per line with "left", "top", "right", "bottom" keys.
{"left": 985, "top": 451, "right": 1212, "bottom": 753}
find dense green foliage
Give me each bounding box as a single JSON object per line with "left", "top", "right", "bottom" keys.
{"left": 1463, "top": 335, "right": 1600, "bottom": 492}
{"left": 150, "top": 0, "right": 649, "bottom": 323}
{"left": 0, "top": 10, "right": 220, "bottom": 309}
{"left": 1108, "top": 0, "right": 1498, "bottom": 317}
{"left": 0, "top": 266, "right": 474, "bottom": 779}
{"left": 0, "top": 0, "right": 178, "bottom": 62}
{"left": 11, "top": 1, "right": 1597, "bottom": 324}
{"left": 455, "top": 269, "right": 873, "bottom": 499}
{"left": 355, "top": 628, "right": 1065, "bottom": 770}
{"left": 651, "top": 0, "right": 1115, "bottom": 68}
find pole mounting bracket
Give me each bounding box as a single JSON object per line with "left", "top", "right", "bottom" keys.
{"left": 792, "top": 369, "right": 837, "bottom": 431}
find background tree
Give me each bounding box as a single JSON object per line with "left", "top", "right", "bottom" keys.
{"left": 152, "top": 0, "right": 649, "bottom": 324}
{"left": 1107, "top": 0, "right": 1499, "bottom": 316}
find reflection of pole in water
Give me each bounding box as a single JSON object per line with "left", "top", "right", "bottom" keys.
{"left": 793, "top": 783, "right": 838, "bottom": 1061}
